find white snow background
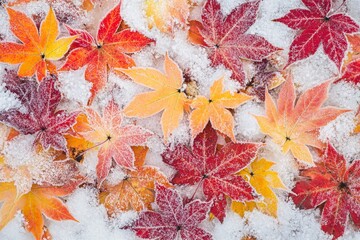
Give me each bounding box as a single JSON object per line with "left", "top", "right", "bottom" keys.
{"left": 0, "top": 0, "right": 360, "bottom": 239}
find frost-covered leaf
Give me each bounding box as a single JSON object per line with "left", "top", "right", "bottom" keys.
{"left": 78, "top": 100, "right": 153, "bottom": 186}
{"left": 338, "top": 33, "right": 360, "bottom": 84}
{"left": 132, "top": 184, "right": 212, "bottom": 240}
{"left": 292, "top": 144, "right": 360, "bottom": 239}
{"left": 0, "top": 179, "right": 82, "bottom": 240}
{"left": 145, "top": 0, "right": 190, "bottom": 33}
{"left": 0, "top": 72, "right": 79, "bottom": 153}
{"left": 189, "top": 0, "right": 280, "bottom": 84}
{"left": 120, "top": 54, "right": 189, "bottom": 141}
{"left": 100, "top": 146, "right": 172, "bottom": 214}
{"left": 254, "top": 77, "right": 348, "bottom": 164}
{"left": 231, "top": 158, "right": 287, "bottom": 218}
{"left": 61, "top": 3, "right": 153, "bottom": 103}
{"left": 190, "top": 78, "right": 251, "bottom": 141}
{"left": 162, "top": 124, "right": 260, "bottom": 222}
{"left": 274, "top": 0, "right": 359, "bottom": 69}
{"left": 0, "top": 7, "right": 76, "bottom": 81}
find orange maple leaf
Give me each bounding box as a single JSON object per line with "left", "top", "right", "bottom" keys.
{"left": 254, "top": 78, "right": 349, "bottom": 164}
{"left": 0, "top": 7, "right": 76, "bottom": 81}
{"left": 100, "top": 146, "right": 172, "bottom": 214}
{"left": 0, "top": 180, "right": 82, "bottom": 240}
{"left": 145, "top": 0, "right": 190, "bottom": 33}
{"left": 189, "top": 78, "right": 252, "bottom": 141}
{"left": 119, "top": 54, "right": 189, "bottom": 140}
{"left": 60, "top": 3, "right": 153, "bottom": 103}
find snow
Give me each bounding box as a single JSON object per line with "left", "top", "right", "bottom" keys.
{"left": 0, "top": 0, "right": 360, "bottom": 239}
{"left": 58, "top": 68, "right": 92, "bottom": 106}
{"left": 48, "top": 187, "right": 136, "bottom": 240}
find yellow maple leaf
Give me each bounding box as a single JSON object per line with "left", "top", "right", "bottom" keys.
{"left": 100, "top": 146, "right": 172, "bottom": 214}
{"left": 0, "top": 7, "right": 76, "bottom": 80}
{"left": 119, "top": 54, "right": 188, "bottom": 140}
{"left": 189, "top": 78, "right": 252, "bottom": 141}
{"left": 145, "top": 0, "right": 190, "bottom": 33}
{"left": 254, "top": 78, "right": 349, "bottom": 164}
{"left": 231, "top": 158, "right": 287, "bottom": 217}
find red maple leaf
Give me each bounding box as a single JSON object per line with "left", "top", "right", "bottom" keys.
{"left": 132, "top": 184, "right": 212, "bottom": 240}
{"left": 274, "top": 0, "right": 359, "bottom": 69}
{"left": 340, "top": 60, "right": 360, "bottom": 84}
{"left": 60, "top": 3, "right": 153, "bottom": 103}
{"left": 188, "top": 0, "right": 280, "bottom": 85}
{"left": 162, "top": 124, "right": 260, "bottom": 222}
{"left": 292, "top": 144, "right": 360, "bottom": 239}
{"left": 0, "top": 70, "right": 78, "bottom": 153}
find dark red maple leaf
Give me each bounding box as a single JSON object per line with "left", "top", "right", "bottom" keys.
{"left": 60, "top": 3, "right": 153, "bottom": 103}
{"left": 162, "top": 124, "right": 260, "bottom": 222}
{"left": 274, "top": 0, "right": 359, "bottom": 69}
{"left": 292, "top": 143, "right": 360, "bottom": 239}
{"left": 0, "top": 70, "right": 78, "bottom": 153}
{"left": 188, "top": 0, "right": 280, "bottom": 85}
{"left": 132, "top": 184, "right": 212, "bottom": 240}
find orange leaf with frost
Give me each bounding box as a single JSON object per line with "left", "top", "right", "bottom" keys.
{"left": 254, "top": 78, "right": 349, "bottom": 164}
{"left": 100, "top": 146, "right": 172, "bottom": 214}
{"left": 0, "top": 179, "right": 82, "bottom": 240}
{"left": 0, "top": 7, "right": 76, "bottom": 81}
{"left": 189, "top": 78, "right": 252, "bottom": 141}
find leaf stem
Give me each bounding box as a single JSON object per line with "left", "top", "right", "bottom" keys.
{"left": 75, "top": 138, "right": 109, "bottom": 159}
{"left": 189, "top": 179, "right": 204, "bottom": 202}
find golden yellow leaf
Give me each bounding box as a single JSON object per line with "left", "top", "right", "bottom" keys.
{"left": 231, "top": 158, "right": 287, "bottom": 217}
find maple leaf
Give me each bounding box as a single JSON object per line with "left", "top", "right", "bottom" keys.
{"left": 292, "top": 144, "right": 360, "bottom": 239}
{"left": 231, "top": 158, "right": 287, "bottom": 218}
{"left": 274, "top": 0, "right": 359, "bottom": 69}
{"left": 132, "top": 184, "right": 212, "bottom": 240}
{"left": 64, "top": 113, "right": 95, "bottom": 163}
{"left": 0, "top": 7, "right": 76, "bottom": 81}
{"left": 100, "top": 146, "right": 172, "bottom": 214}
{"left": 145, "top": 0, "right": 190, "bottom": 33}
{"left": 162, "top": 124, "right": 260, "bottom": 222}
{"left": 189, "top": 77, "right": 252, "bottom": 141}
{"left": 338, "top": 33, "right": 360, "bottom": 85}
{"left": 120, "top": 54, "right": 189, "bottom": 141}
{"left": 254, "top": 77, "right": 348, "bottom": 164}
{"left": 0, "top": 179, "right": 82, "bottom": 240}
{"left": 60, "top": 3, "right": 153, "bottom": 103}
{"left": 0, "top": 71, "right": 79, "bottom": 153}
{"left": 188, "top": 0, "right": 280, "bottom": 84}
{"left": 341, "top": 60, "right": 360, "bottom": 84}
{"left": 78, "top": 100, "right": 153, "bottom": 186}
